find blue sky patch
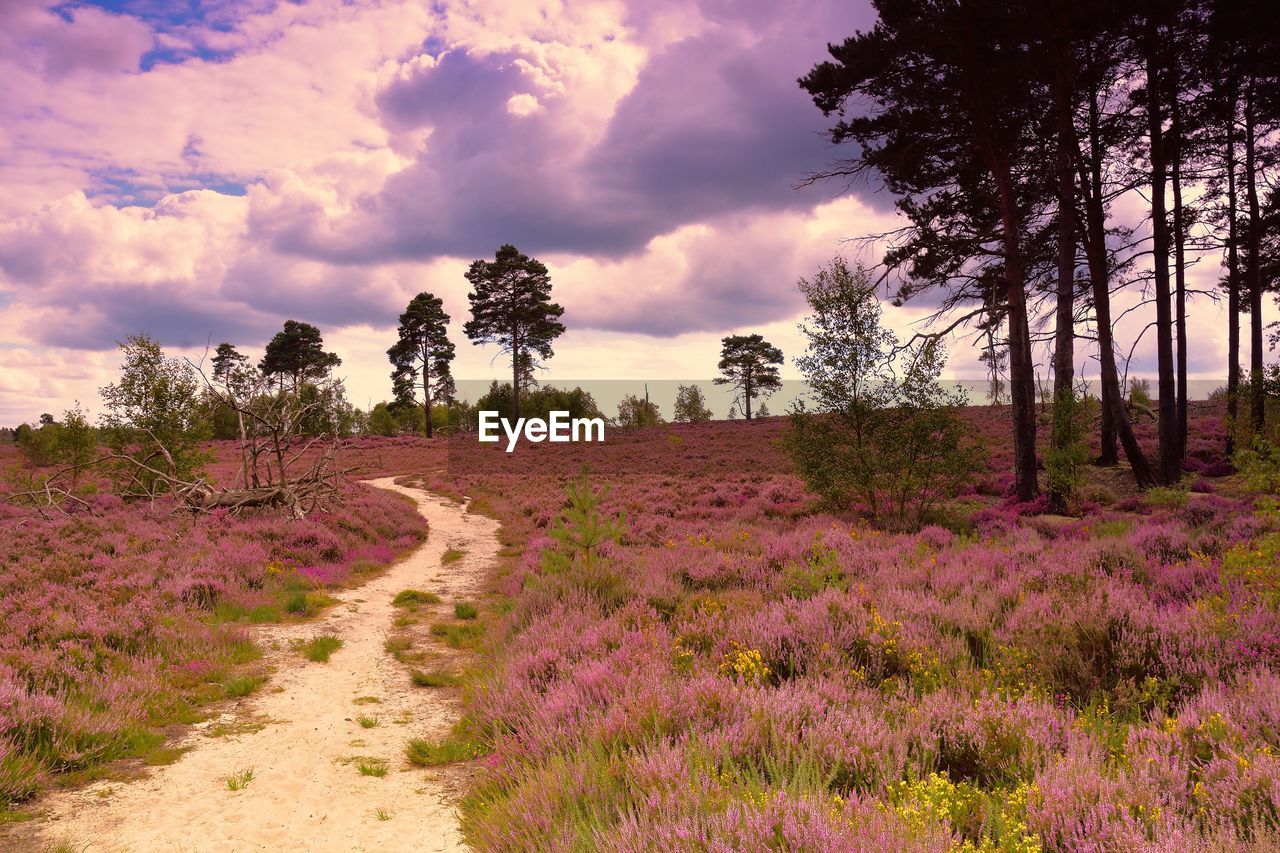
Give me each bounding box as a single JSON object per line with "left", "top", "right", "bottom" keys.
{"left": 86, "top": 167, "right": 250, "bottom": 207}
{"left": 55, "top": 1, "right": 262, "bottom": 69}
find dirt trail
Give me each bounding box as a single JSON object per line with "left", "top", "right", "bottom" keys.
{"left": 33, "top": 478, "right": 498, "bottom": 853}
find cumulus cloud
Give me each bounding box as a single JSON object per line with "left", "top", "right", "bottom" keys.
{"left": 0, "top": 190, "right": 252, "bottom": 347}
{"left": 0, "top": 187, "right": 445, "bottom": 351}
{"left": 0, "top": 2, "right": 154, "bottom": 79}
{"left": 265, "top": 0, "right": 872, "bottom": 263}
{"left": 0, "top": 0, "right": 1266, "bottom": 426}
{"left": 551, "top": 197, "right": 899, "bottom": 337}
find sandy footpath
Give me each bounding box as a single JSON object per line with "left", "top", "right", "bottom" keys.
{"left": 31, "top": 478, "right": 498, "bottom": 853}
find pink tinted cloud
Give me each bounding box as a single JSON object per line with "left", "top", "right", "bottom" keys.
{"left": 0, "top": 0, "right": 1263, "bottom": 428}
{"left": 1, "top": 2, "right": 153, "bottom": 79}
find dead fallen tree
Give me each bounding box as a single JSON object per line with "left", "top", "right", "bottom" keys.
{"left": 170, "top": 357, "right": 355, "bottom": 517}
{"left": 4, "top": 433, "right": 349, "bottom": 520}
{"left": 4, "top": 346, "right": 355, "bottom": 520}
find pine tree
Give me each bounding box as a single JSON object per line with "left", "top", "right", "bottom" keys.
{"left": 800, "top": 0, "right": 1044, "bottom": 499}
{"left": 259, "top": 321, "right": 341, "bottom": 391}
{"left": 714, "top": 334, "right": 782, "bottom": 421}
{"left": 463, "top": 245, "right": 565, "bottom": 420}
{"left": 388, "top": 292, "right": 456, "bottom": 438}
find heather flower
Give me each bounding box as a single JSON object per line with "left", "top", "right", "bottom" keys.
{"left": 0, "top": 468, "right": 425, "bottom": 803}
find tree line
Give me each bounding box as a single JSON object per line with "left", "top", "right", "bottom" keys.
{"left": 380, "top": 243, "right": 789, "bottom": 432}
{"left": 7, "top": 238, "right": 792, "bottom": 473}
{"left": 799, "top": 0, "right": 1279, "bottom": 503}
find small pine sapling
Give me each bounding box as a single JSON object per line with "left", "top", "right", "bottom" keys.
{"left": 542, "top": 473, "right": 626, "bottom": 572}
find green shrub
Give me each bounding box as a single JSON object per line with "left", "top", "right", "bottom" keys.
{"left": 886, "top": 773, "right": 1039, "bottom": 851}
{"left": 780, "top": 534, "right": 845, "bottom": 599}
{"left": 1221, "top": 532, "right": 1280, "bottom": 608}
{"left": 673, "top": 384, "right": 714, "bottom": 422}
{"left": 17, "top": 423, "right": 63, "bottom": 467}
{"left": 783, "top": 346, "right": 979, "bottom": 531}
{"left": 541, "top": 475, "right": 625, "bottom": 573}
{"left": 1045, "top": 389, "right": 1090, "bottom": 512}
{"left": 1143, "top": 486, "right": 1189, "bottom": 508}
{"left": 1128, "top": 378, "right": 1154, "bottom": 411}
{"left": 1083, "top": 485, "right": 1117, "bottom": 507}
{"left": 784, "top": 260, "right": 980, "bottom": 531}
{"left": 616, "top": 394, "right": 664, "bottom": 428}
{"left": 1235, "top": 437, "right": 1280, "bottom": 494}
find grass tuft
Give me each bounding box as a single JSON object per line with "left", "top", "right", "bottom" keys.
{"left": 453, "top": 602, "right": 479, "bottom": 620}
{"left": 410, "top": 669, "right": 459, "bottom": 688}
{"left": 223, "top": 674, "right": 266, "bottom": 698}
{"left": 283, "top": 590, "right": 337, "bottom": 617}
{"left": 384, "top": 635, "right": 414, "bottom": 659}
{"left": 356, "top": 715, "right": 380, "bottom": 729}
{"left": 225, "top": 768, "right": 255, "bottom": 791}
{"left": 405, "top": 734, "right": 484, "bottom": 767}
{"left": 442, "top": 548, "right": 465, "bottom": 564}
{"left": 295, "top": 634, "right": 343, "bottom": 663}
{"left": 430, "top": 621, "right": 484, "bottom": 649}
{"left": 393, "top": 589, "right": 441, "bottom": 606}
{"left": 0, "top": 810, "right": 37, "bottom": 826}
{"left": 282, "top": 590, "right": 309, "bottom": 615}
{"left": 44, "top": 838, "right": 88, "bottom": 853}
{"left": 356, "top": 758, "right": 388, "bottom": 777}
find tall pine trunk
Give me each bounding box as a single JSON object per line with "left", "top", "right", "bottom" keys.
{"left": 957, "top": 17, "right": 1038, "bottom": 502}
{"left": 1225, "top": 85, "right": 1241, "bottom": 455}
{"left": 1053, "top": 52, "right": 1075, "bottom": 397}
{"left": 422, "top": 354, "right": 434, "bottom": 440}
{"left": 994, "top": 173, "right": 1039, "bottom": 502}
{"left": 1049, "top": 33, "right": 1077, "bottom": 512}
{"left": 511, "top": 328, "right": 522, "bottom": 422}
{"left": 1099, "top": 377, "right": 1118, "bottom": 464}
{"left": 1079, "top": 86, "right": 1155, "bottom": 486}
{"left": 1083, "top": 65, "right": 1118, "bottom": 467}
{"left": 1145, "top": 23, "right": 1180, "bottom": 484}
{"left": 1084, "top": 223, "right": 1157, "bottom": 488}
{"left": 1244, "top": 85, "right": 1265, "bottom": 433}
{"left": 1171, "top": 91, "right": 1188, "bottom": 460}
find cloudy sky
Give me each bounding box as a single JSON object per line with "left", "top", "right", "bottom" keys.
{"left": 0, "top": 0, "right": 1261, "bottom": 424}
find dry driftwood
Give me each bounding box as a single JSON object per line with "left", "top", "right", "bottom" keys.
{"left": 5, "top": 366, "right": 354, "bottom": 520}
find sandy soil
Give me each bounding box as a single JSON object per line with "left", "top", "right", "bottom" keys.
{"left": 30, "top": 478, "right": 498, "bottom": 853}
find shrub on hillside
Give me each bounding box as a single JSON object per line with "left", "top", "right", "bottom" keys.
{"left": 616, "top": 394, "right": 663, "bottom": 428}
{"left": 782, "top": 258, "right": 980, "bottom": 530}
{"left": 672, "top": 384, "right": 713, "bottom": 422}
{"left": 1235, "top": 436, "right": 1280, "bottom": 494}
{"left": 1045, "top": 389, "right": 1090, "bottom": 512}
